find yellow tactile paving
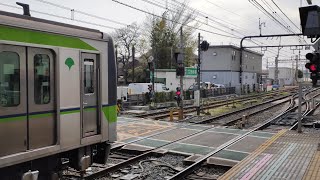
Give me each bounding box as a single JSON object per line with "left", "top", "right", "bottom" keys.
{"left": 218, "top": 129, "right": 287, "bottom": 180}
{"left": 303, "top": 151, "right": 320, "bottom": 180}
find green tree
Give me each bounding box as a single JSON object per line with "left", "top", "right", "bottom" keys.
{"left": 146, "top": 0, "right": 198, "bottom": 69}
{"left": 296, "top": 69, "right": 303, "bottom": 78}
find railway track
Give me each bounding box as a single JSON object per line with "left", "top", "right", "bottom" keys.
{"left": 62, "top": 88, "right": 318, "bottom": 180}
{"left": 169, "top": 88, "right": 319, "bottom": 180}
{"left": 136, "top": 88, "right": 297, "bottom": 120}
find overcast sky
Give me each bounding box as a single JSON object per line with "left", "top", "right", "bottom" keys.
{"left": 1, "top": 0, "right": 320, "bottom": 69}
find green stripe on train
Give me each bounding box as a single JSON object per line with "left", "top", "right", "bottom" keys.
{"left": 0, "top": 115, "right": 26, "bottom": 123}
{"left": 0, "top": 25, "right": 97, "bottom": 51}
{"left": 0, "top": 113, "right": 54, "bottom": 123}
{"left": 60, "top": 109, "right": 80, "bottom": 115}
{"left": 102, "top": 105, "right": 117, "bottom": 123}
{"left": 0, "top": 105, "right": 117, "bottom": 123}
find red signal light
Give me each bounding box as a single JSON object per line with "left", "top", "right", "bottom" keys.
{"left": 310, "top": 64, "right": 317, "bottom": 71}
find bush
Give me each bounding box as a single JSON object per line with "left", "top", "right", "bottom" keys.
{"left": 155, "top": 92, "right": 167, "bottom": 103}
{"left": 185, "top": 90, "right": 191, "bottom": 100}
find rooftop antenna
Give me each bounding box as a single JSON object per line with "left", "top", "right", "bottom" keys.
{"left": 16, "top": 2, "right": 31, "bottom": 16}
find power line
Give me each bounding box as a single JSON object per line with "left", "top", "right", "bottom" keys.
{"left": 271, "top": 0, "right": 301, "bottom": 32}
{"left": 32, "top": 0, "right": 128, "bottom": 26}
{"left": 111, "top": 0, "right": 240, "bottom": 38}
{"left": 250, "top": 0, "right": 305, "bottom": 44}
{"left": 0, "top": 2, "right": 118, "bottom": 30}
{"left": 138, "top": 0, "right": 245, "bottom": 38}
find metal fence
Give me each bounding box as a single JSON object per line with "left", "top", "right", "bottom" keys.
{"left": 123, "top": 87, "right": 236, "bottom": 107}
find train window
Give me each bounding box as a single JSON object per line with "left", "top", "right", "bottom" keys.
{"left": 34, "top": 54, "right": 50, "bottom": 104}
{"left": 84, "top": 59, "right": 94, "bottom": 94}
{"left": 0, "top": 51, "right": 20, "bottom": 107}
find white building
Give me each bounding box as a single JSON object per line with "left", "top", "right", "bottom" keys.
{"left": 201, "top": 45, "right": 263, "bottom": 93}
{"left": 268, "top": 67, "right": 295, "bottom": 86}
{"left": 153, "top": 68, "right": 197, "bottom": 91}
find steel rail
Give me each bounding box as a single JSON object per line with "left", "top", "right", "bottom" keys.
{"left": 169, "top": 89, "right": 318, "bottom": 179}
{"left": 112, "top": 93, "right": 294, "bottom": 150}
{"left": 136, "top": 88, "right": 297, "bottom": 119}
{"left": 84, "top": 91, "right": 304, "bottom": 179}
{"left": 82, "top": 94, "right": 297, "bottom": 179}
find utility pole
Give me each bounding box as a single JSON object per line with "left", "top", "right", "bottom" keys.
{"left": 197, "top": 33, "right": 201, "bottom": 115}
{"left": 132, "top": 45, "right": 135, "bottom": 83}
{"left": 298, "top": 83, "right": 302, "bottom": 133}
{"left": 274, "top": 39, "right": 282, "bottom": 86}
{"left": 259, "top": 18, "right": 266, "bottom": 36}
{"left": 195, "top": 33, "right": 209, "bottom": 115}
{"left": 115, "top": 45, "right": 118, "bottom": 85}
{"left": 179, "top": 26, "right": 184, "bottom": 120}
{"left": 274, "top": 56, "right": 279, "bottom": 85}
{"left": 296, "top": 54, "right": 299, "bottom": 85}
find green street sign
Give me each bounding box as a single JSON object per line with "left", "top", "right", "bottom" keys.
{"left": 185, "top": 67, "right": 197, "bottom": 77}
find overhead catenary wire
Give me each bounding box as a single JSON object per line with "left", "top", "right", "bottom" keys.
{"left": 0, "top": 2, "right": 118, "bottom": 30}
{"left": 249, "top": 0, "right": 302, "bottom": 45}
{"left": 167, "top": 0, "right": 298, "bottom": 54}
{"left": 111, "top": 0, "right": 240, "bottom": 39}
{"left": 271, "top": 0, "right": 301, "bottom": 32}
{"left": 0, "top": 0, "right": 304, "bottom": 59}
{"left": 138, "top": 0, "right": 246, "bottom": 38}
{"left": 32, "top": 0, "right": 128, "bottom": 26}
{"left": 250, "top": 0, "right": 305, "bottom": 43}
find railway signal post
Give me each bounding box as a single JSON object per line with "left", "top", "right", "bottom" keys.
{"left": 196, "top": 33, "right": 209, "bottom": 115}
{"left": 148, "top": 56, "right": 155, "bottom": 107}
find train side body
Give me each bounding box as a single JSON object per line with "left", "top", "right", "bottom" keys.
{"left": 0, "top": 11, "right": 117, "bottom": 179}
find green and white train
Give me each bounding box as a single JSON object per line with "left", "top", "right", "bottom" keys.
{"left": 0, "top": 7, "right": 117, "bottom": 179}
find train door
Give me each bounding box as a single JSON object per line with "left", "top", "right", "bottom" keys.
{"left": 81, "top": 53, "right": 99, "bottom": 137}
{"left": 0, "top": 45, "right": 27, "bottom": 156}
{"left": 0, "top": 45, "right": 55, "bottom": 157}
{"left": 27, "top": 47, "right": 55, "bottom": 149}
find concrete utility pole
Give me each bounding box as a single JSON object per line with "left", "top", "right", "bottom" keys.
{"left": 258, "top": 18, "right": 266, "bottom": 36}
{"left": 298, "top": 83, "right": 302, "bottom": 133}
{"left": 179, "top": 26, "right": 184, "bottom": 119}
{"left": 197, "top": 33, "right": 201, "bottom": 115}
{"left": 132, "top": 45, "right": 135, "bottom": 83}
{"left": 274, "top": 39, "right": 282, "bottom": 86}
{"left": 274, "top": 56, "right": 279, "bottom": 85}
{"left": 296, "top": 54, "right": 299, "bottom": 85}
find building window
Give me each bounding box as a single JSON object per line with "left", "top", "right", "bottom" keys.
{"left": 232, "top": 51, "right": 236, "bottom": 60}
{"left": 0, "top": 51, "right": 20, "bottom": 107}
{"left": 34, "top": 54, "right": 50, "bottom": 104}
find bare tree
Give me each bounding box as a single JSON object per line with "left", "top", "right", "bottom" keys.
{"left": 113, "top": 23, "right": 140, "bottom": 84}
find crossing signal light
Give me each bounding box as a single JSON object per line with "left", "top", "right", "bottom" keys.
{"left": 200, "top": 41, "right": 210, "bottom": 51}
{"left": 148, "top": 62, "right": 154, "bottom": 71}
{"left": 176, "top": 63, "right": 185, "bottom": 76}
{"left": 148, "top": 84, "right": 152, "bottom": 92}
{"left": 305, "top": 52, "right": 320, "bottom": 86}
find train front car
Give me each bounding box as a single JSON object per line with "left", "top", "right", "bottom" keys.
{"left": 0, "top": 10, "right": 117, "bottom": 179}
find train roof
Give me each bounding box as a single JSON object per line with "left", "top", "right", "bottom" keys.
{"left": 0, "top": 10, "right": 105, "bottom": 40}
